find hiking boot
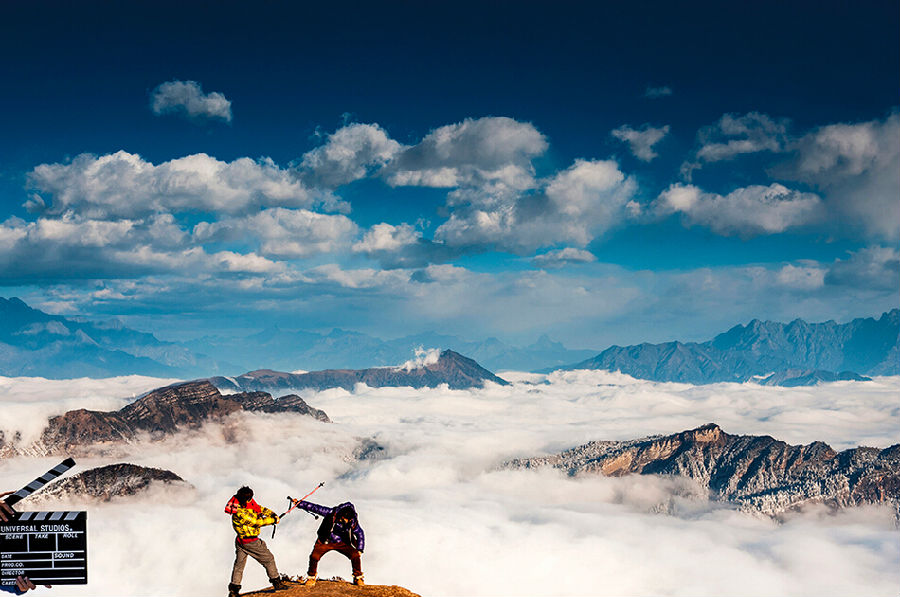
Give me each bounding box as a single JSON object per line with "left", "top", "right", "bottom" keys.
{"left": 270, "top": 577, "right": 288, "bottom": 591}
{"left": 353, "top": 574, "right": 365, "bottom": 586}
{"left": 227, "top": 583, "right": 241, "bottom": 597}
{"left": 303, "top": 575, "right": 316, "bottom": 587}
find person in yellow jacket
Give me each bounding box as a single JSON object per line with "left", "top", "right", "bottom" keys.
{"left": 226, "top": 486, "right": 287, "bottom": 597}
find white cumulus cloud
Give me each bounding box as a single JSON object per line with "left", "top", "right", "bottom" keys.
{"left": 531, "top": 248, "right": 597, "bottom": 268}
{"left": 150, "top": 80, "right": 232, "bottom": 122}
{"left": 611, "top": 124, "right": 670, "bottom": 161}
{"left": 353, "top": 223, "right": 421, "bottom": 253}
{"left": 434, "top": 159, "right": 637, "bottom": 253}
{"left": 682, "top": 112, "right": 789, "bottom": 179}
{"left": 776, "top": 262, "right": 827, "bottom": 290}
{"left": 193, "top": 208, "right": 357, "bottom": 259}
{"left": 28, "top": 151, "right": 315, "bottom": 219}
{"left": 384, "top": 116, "right": 547, "bottom": 188}
{"left": 825, "top": 246, "right": 900, "bottom": 291}
{"left": 300, "top": 123, "right": 404, "bottom": 188}
{"left": 787, "top": 112, "right": 900, "bottom": 241}
{"left": 696, "top": 112, "right": 789, "bottom": 162}
{"left": 655, "top": 182, "right": 823, "bottom": 237}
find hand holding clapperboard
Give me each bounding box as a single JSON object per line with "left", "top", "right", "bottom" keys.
{"left": 1, "top": 459, "right": 88, "bottom": 587}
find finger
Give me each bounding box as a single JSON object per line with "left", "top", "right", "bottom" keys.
{"left": 0, "top": 501, "right": 16, "bottom": 523}
{"left": 15, "top": 575, "right": 34, "bottom": 591}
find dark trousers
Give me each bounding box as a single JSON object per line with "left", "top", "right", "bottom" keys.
{"left": 307, "top": 540, "right": 362, "bottom": 577}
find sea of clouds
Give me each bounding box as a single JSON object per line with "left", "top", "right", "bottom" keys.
{"left": 1, "top": 371, "right": 899, "bottom": 596}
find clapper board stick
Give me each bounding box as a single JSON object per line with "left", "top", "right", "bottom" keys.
{"left": 2, "top": 458, "right": 76, "bottom": 507}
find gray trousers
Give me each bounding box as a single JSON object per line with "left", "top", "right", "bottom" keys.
{"left": 231, "top": 538, "right": 279, "bottom": 584}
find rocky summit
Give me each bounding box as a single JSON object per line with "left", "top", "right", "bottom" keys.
{"left": 22, "top": 463, "right": 190, "bottom": 503}
{"left": 0, "top": 380, "right": 330, "bottom": 457}
{"left": 243, "top": 578, "right": 420, "bottom": 597}
{"left": 506, "top": 424, "right": 900, "bottom": 516}
{"left": 209, "top": 349, "right": 509, "bottom": 392}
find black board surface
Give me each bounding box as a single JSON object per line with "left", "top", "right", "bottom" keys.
{"left": 0, "top": 511, "right": 87, "bottom": 585}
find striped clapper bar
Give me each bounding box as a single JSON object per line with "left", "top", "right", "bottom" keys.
{"left": 0, "top": 511, "right": 87, "bottom": 585}
{"left": 1, "top": 458, "right": 87, "bottom": 585}
{"left": 2, "top": 458, "right": 76, "bottom": 507}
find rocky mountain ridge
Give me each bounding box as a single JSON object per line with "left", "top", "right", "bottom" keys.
{"left": 209, "top": 350, "right": 509, "bottom": 392}
{"left": 506, "top": 424, "right": 900, "bottom": 516}
{"left": 563, "top": 309, "right": 898, "bottom": 384}
{"left": 21, "top": 463, "right": 191, "bottom": 503}
{"left": 0, "top": 380, "right": 329, "bottom": 457}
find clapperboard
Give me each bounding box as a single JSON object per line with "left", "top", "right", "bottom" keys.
{"left": 1, "top": 459, "right": 88, "bottom": 586}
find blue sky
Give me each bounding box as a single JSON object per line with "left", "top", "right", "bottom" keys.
{"left": 0, "top": 0, "right": 897, "bottom": 348}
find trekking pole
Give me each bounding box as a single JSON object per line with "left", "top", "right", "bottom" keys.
{"left": 272, "top": 482, "right": 324, "bottom": 538}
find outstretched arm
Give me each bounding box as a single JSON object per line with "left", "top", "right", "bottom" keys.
{"left": 292, "top": 500, "right": 332, "bottom": 518}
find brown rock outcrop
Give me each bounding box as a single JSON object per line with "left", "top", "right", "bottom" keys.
{"left": 22, "top": 463, "right": 190, "bottom": 503}
{"left": 507, "top": 423, "right": 900, "bottom": 516}
{"left": 243, "top": 578, "right": 420, "bottom": 597}
{"left": 1, "top": 380, "right": 330, "bottom": 457}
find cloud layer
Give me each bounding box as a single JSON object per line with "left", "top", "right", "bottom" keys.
{"left": 1, "top": 372, "right": 898, "bottom": 596}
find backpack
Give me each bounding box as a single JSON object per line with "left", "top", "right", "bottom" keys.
{"left": 316, "top": 511, "right": 337, "bottom": 543}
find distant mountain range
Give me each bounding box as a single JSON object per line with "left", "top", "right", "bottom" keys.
{"left": 506, "top": 423, "right": 900, "bottom": 517}
{"left": 0, "top": 296, "right": 592, "bottom": 378}
{"left": 0, "top": 296, "right": 234, "bottom": 378}
{"left": 209, "top": 350, "right": 509, "bottom": 392}
{"left": 2, "top": 296, "right": 897, "bottom": 384}
{"left": 561, "top": 309, "right": 899, "bottom": 384}
{"left": 184, "top": 328, "right": 595, "bottom": 374}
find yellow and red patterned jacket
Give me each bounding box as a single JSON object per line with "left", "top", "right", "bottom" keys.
{"left": 229, "top": 498, "right": 278, "bottom": 544}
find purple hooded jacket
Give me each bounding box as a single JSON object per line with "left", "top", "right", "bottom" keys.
{"left": 295, "top": 500, "right": 365, "bottom": 551}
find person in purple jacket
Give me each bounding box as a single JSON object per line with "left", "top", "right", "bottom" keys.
{"left": 289, "top": 499, "right": 365, "bottom": 586}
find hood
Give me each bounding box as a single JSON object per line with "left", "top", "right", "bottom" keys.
{"left": 334, "top": 501, "right": 358, "bottom": 521}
